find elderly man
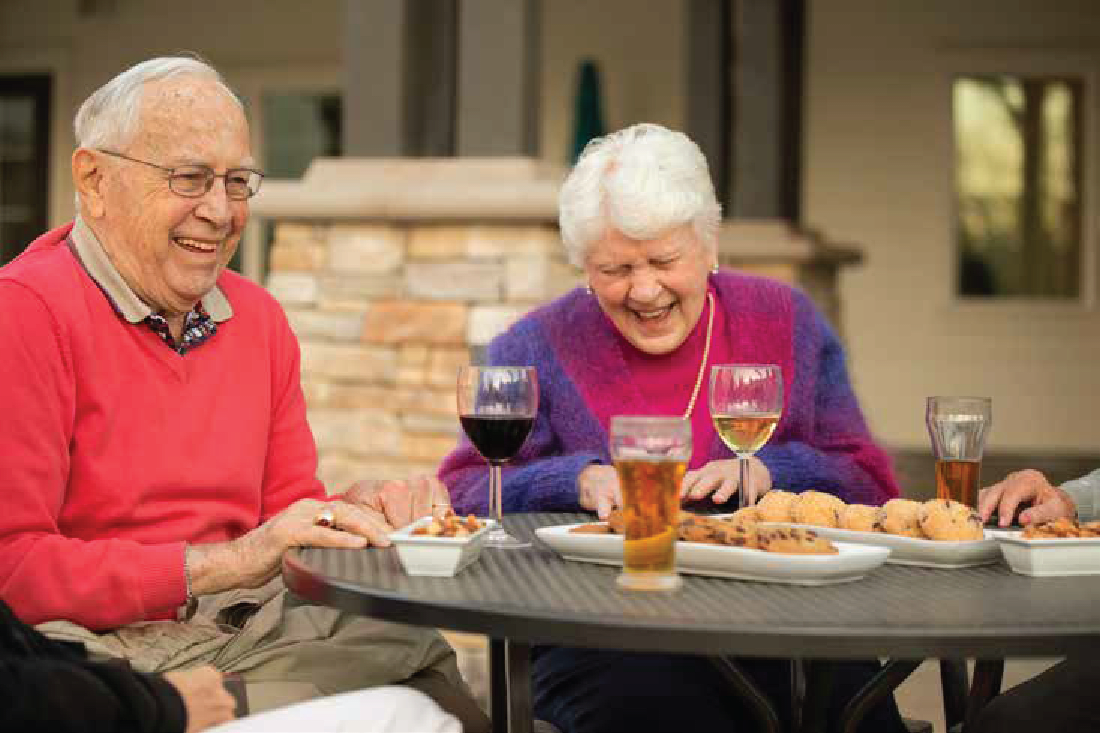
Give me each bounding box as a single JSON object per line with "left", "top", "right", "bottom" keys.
{"left": 0, "top": 57, "right": 486, "bottom": 731}
{"left": 968, "top": 467, "right": 1100, "bottom": 732}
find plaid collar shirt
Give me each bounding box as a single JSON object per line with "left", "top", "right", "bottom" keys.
{"left": 66, "top": 217, "right": 233, "bottom": 354}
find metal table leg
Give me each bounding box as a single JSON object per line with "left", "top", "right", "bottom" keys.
{"left": 708, "top": 657, "right": 781, "bottom": 732}
{"left": 839, "top": 659, "right": 922, "bottom": 732}
{"left": 801, "top": 660, "right": 835, "bottom": 732}
{"left": 506, "top": 640, "right": 534, "bottom": 733}
{"left": 964, "top": 658, "right": 1004, "bottom": 730}
{"left": 940, "top": 658, "right": 969, "bottom": 731}
{"left": 490, "top": 638, "right": 507, "bottom": 732}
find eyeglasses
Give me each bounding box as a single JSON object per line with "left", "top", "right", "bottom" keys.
{"left": 97, "top": 149, "right": 265, "bottom": 200}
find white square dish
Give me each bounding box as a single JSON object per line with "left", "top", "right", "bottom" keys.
{"left": 989, "top": 530, "right": 1100, "bottom": 577}
{"left": 389, "top": 516, "right": 495, "bottom": 577}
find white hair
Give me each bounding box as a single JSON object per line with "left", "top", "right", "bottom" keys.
{"left": 558, "top": 123, "right": 722, "bottom": 267}
{"left": 74, "top": 56, "right": 241, "bottom": 150}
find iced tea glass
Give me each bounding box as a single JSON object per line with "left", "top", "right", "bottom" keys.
{"left": 925, "top": 396, "right": 992, "bottom": 508}
{"left": 610, "top": 416, "right": 691, "bottom": 592}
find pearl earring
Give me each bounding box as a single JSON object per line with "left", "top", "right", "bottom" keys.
{"left": 711, "top": 264, "right": 719, "bottom": 275}
{"left": 585, "top": 284, "right": 594, "bottom": 295}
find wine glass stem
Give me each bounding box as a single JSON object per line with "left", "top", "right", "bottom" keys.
{"left": 489, "top": 463, "right": 504, "bottom": 523}
{"left": 738, "top": 455, "right": 752, "bottom": 509}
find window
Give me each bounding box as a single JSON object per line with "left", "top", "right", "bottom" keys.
{"left": 0, "top": 74, "right": 50, "bottom": 266}
{"left": 262, "top": 92, "right": 342, "bottom": 179}
{"left": 953, "top": 75, "right": 1084, "bottom": 299}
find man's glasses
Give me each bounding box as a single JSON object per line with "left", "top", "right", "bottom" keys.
{"left": 97, "top": 149, "right": 265, "bottom": 200}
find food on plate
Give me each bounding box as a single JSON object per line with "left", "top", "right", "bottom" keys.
{"left": 569, "top": 511, "right": 835, "bottom": 555}
{"left": 919, "top": 498, "right": 984, "bottom": 541}
{"left": 411, "top": 509, "right": 484, "bottom": 537}
{"left": 728, "top": 506, "right": 759, "bottom": 525}
{"left": 756, "top": 527, "right": 838, "bottom": 555}
{"left": 571, "top": 523, "right": 613, "bottom": 534}
{"left": 839, "top": 504, "right": 878, "bottom": 532}
{"left": 791, "top": 490, "right": 844, "bottom": 528}
{"left": 756, "top": 490, "right": 798, "bottom": 522}
{"left": 1023, "top": 518, "right": 1100, "bottom": 539}
{"left": 874, "top": 498, "right": 924, "bottom": 538}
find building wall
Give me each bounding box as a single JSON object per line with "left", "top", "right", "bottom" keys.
{"left": 804, "top": 0, "right": 1100, "bottom": 451}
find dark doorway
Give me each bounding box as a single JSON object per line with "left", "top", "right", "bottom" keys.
{"left": 1, "top": 74, "right": 52, "bottom": 266}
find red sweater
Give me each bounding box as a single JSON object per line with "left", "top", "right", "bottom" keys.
{"left": 0, "top": 225, "right": 324, "bottom": 630}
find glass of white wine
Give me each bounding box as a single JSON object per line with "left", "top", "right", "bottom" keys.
{"left": 709, "top": 364, "right": 783, "bottom": 508}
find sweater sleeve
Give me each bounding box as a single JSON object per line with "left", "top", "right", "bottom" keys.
{"left": 0, "top": 281, "right": 187, "bottom": 630}
{"left": 1062, "top": 469, "right": 1100, "bottom": 521}
{"left": 758, "top": 296, "right": 899, "bottom": 506}
{"left": 1, "top": 658, "right": 186, "bottom": 732}
{"left": 439, "top": 319, "right": 603, "bottom": 514}
{"left": 258, "top": 307, "right": 326, "bottom": 520}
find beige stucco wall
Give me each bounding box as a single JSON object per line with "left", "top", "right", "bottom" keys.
{"left": 804, "top": 0, "right": 1100, "bottom": 451}
{"left": 539, "top": 0, "right": 685, "bottom": 166}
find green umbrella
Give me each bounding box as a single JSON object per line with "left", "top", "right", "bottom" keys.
{"left": 571, "top": 59, "right": 606, "bottom": 163}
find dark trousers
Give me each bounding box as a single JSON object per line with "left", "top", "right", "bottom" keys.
{"left": 969, "top": 657, "right": 1100, "bottom": 733}
{"left": 532, "top": 646, "right": 905, "bottom": 733}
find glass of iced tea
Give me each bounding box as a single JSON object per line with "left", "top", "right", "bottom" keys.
{"left": 610, "top": 416, "right": 691, "bottom": 592}
{"left": 709, "top": 365, "right": 784, "bottom": 508}
{"left": 457, "top": 366, "right": 538, "bottom": 548}
{"left": 925, "top": 396, "right": 992, "bottom": 508}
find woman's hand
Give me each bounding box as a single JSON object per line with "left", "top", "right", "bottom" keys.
{"left": 978, "top": 469, "right": 1077, "bottom": 527}
{"left": 162, "top": 666, "right": 236, "bottom": 732}
{"left": 682, "top": 457, "right": 772, "bottom": 505}
{"left": 577, "top": 464, "right": 622, "bottom": 519}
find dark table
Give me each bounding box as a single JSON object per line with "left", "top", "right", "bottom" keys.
{"left": 283, "top": 513, "right": 1100, "bottom": 732}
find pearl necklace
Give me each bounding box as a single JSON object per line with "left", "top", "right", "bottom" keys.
{"left": 682, "top": 291, "right": 715, "bottom": 420}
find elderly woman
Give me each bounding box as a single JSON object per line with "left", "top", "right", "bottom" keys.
{"left": 438, "top": 124, "right": 903, "bottom": 731}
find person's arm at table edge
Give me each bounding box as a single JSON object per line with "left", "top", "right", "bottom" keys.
{"left": 1061, "top": 468, "right": 1100, "bottom": 521}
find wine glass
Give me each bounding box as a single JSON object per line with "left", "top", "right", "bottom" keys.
{"left": 457, "top": 366, "right": 538, "bottom": 549}
{"left": 709, "top": 364, "right": 783, "bottom": 508}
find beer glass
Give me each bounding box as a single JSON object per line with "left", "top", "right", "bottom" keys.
{"left": 925, "top": 396, "right": 991, "bottom": 508}
{"left": 610, "top": 416, "right": 691, "bottom": 592}
{"left": 457, "top": 366, "right": 538, "bottom": 549}
{"left": 709, "top": 365, "right": 784, "bottom": 508}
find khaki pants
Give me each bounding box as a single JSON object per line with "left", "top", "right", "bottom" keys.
{"left": 39, "top": 578, "right": 488, "bottom": 729}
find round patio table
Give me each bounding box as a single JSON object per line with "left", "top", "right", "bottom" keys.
{"left": 283, "top": 512, "right": 1100, "bottom": 732}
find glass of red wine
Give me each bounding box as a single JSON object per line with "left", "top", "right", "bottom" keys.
{"left": 457, "top": 365, "right": 538, "bottom": 549}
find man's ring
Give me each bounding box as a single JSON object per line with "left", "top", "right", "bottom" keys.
{"left": 315, "top": 508, "right": 336, "bottom": 528}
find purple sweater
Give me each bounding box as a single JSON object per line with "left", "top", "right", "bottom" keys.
{"left": 439, "top": 271, "right": 899, "bottom": 513}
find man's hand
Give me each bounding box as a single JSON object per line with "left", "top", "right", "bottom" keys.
{"left": 188, "top": 498, "right": 394, "bottom": 595}
{"left": 978, "top": 469, "right": 1077, "bottom": 527}
{"left": 682, "top": 457, "right": 772, "bottom": 505}
{"left": 342, "top": 476, "right": 452, "bottom": 529}
{"left": 577, "top": 464, "right": 621, "bottom": 519}
{"left": 162, "top": 666, "right": 236, "bottom": 732}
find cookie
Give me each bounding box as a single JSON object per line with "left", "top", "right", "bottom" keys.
{"left": 918, "top": 499, "right": 984, "bottom": 541}
{"left": 874, "top": 498, "right": 924, "bottom": 538}
{"left": 713, "top": 519, "right": 759, "bottom": 549}
{"left": 791, "top": 490, "right": 844, "bottom": 528}
{"left": 756, "top": 490, "right": 797, "bottom": 522}
{"left": 728, "top": 507, "right": 759, "bottom": 525}
{"left": 677, "top": 514, "right": 721, "bottom": 543}
{"left": 1024, "top": 518, "right": 1083, "bottom": 539}
{"left": 757, "top": 527, "right": 838, "bottom": 555}
{"left": 839, "top": 504, "right": 879, "bottom": 532}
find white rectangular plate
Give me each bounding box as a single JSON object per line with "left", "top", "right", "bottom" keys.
{"left": 535, "top": 523, "right": 890, "bottom": 586}
{"left": 988, "top": 530, "right": 1100, "bottom": 577}
{"left": 771, "top": 523, "right": 1002, "bottom": 569}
